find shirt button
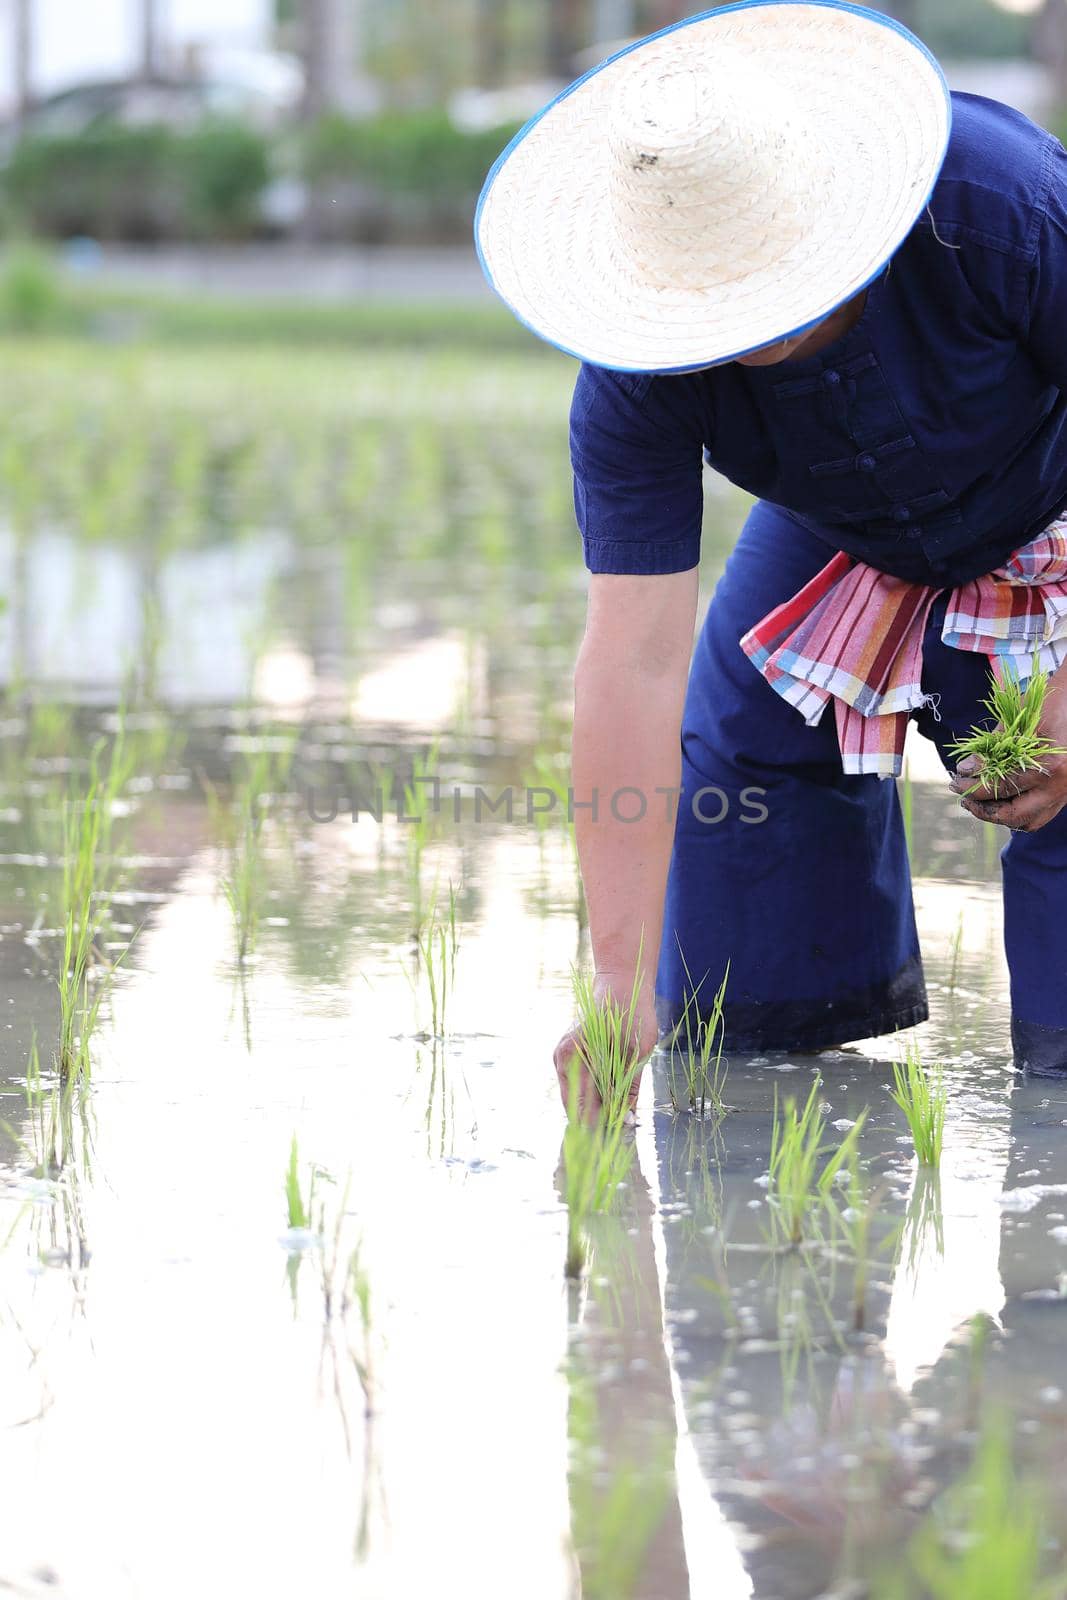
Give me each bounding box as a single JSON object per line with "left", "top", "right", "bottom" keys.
{"left": 892, "top": 505, "right": 911, "bottom": 523}
{"left": 857, "top": 453, "right": 877, "bottom": 472}
{"left": 824, "top": 369, "right": 841, "bottom": 386}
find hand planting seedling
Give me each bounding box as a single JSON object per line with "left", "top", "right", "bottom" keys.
{"left": 949, "top": 659, "right": 1066, "bottom": 799}
{"left": 568, "top": 953, "right": 649, "bottom": 1123}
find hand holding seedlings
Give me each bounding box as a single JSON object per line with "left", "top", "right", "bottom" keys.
{"left": 553, "top": 965, "right": 659, "bottom": 1123}
{"left": 949, "top": 661, "right": 1067, "bottom": 832}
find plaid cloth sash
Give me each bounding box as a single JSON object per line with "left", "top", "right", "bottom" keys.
{"left": 740, "top": 515, "right": 1067, "bottom": 777}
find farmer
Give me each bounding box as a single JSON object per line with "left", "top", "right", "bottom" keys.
{"left": 475, "top": 1, "right": 1067, "bottom": 1089}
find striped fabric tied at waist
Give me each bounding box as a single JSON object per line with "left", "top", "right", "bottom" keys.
{"left": 740, "top": 515, "right": 1067, "bottom": 778}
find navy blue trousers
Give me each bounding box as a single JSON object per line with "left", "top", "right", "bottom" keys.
{"left": 656, "top": 500, "right": 1067, "bottom": 1072}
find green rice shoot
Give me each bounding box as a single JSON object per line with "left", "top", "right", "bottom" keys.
{"left": 284, "top": 1134, "right": 315, "bottom": 1231}
{"left": 413, "top": 881, "right": 458, "bottom": 1038}
{"left": 569, "top": 943, "right": 648, "bottom": 1123}
{"left": 666, "top": 954, "right": 730, "bottom": 1119}
{"left": 949, "top": 658, "right": 1066, "bottom": 798}
{"left": 891, "top": 1041, "right": 946, "bottom": 1168}
{"left": 56, "top": 735, "right": 130, "bottom": 1082}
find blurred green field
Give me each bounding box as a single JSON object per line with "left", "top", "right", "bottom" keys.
{"left": 0, "top": 245, "right": 539, "bottom": 350}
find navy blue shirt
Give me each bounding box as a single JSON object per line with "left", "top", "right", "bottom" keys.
{"left": 570, "top": 93, "right": 1067, "bottom": 586}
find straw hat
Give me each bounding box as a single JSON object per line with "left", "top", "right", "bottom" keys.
{"left": 475, "top": 1, "right": 951, "bottom": 372}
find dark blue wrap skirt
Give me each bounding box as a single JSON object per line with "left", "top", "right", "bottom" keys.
{"left": 655, "top": 499, "right": 1067, "bottom": 1074}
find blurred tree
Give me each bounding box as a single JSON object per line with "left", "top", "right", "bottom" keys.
{"left": 591, "top": 0, "right": 636, "bottom": 46}
{"left": 546, "top": 0, "right": 588, "bottom": 76}
{"left": 881, "top": 0, "right": 920, "bottom": 26}
{"left": 915, "top": 0, "right": 1029, "bottom": 58}
{"left": 300, "top": 0, "right": 365, "bottom": 116}
{"left": 474, "top": 0, "right": 507, "bottom": 85}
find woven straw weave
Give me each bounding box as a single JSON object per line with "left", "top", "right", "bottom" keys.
{"left": 476, "top": 3, "right": 950, "bottom": 371}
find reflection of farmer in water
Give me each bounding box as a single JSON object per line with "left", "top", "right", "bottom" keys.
{"left": 477, "top": 2, "right": 1067, "bottom": 1086}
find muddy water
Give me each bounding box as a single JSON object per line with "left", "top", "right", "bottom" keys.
{"left": 0, "top": 420, "right": 1062, "bottom": 1596}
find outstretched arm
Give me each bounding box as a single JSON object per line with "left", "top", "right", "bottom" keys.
{"left": 553, "top": 566, "right": 699, "bottom": 1112}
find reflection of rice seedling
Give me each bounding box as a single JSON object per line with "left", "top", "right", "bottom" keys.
{"left": 666, "top": 954, "right": 729, "bottom": 1118}
{"left": 875, "top": 1422, "right": 1061, "bottom": 1600}
{"left": 774, "top": 1251, "right": 835, "bottom": 1402}
{"left": 24, "top": 1038, "right": 59, "bottom": 1176}
{"left": 319, "top": 1177, "right": 376, "bottom": 1414}
{"left": 0, "top": 1037, "right": 76, "bottom": 1180}
{"left": 345, "top": 1241, "right": 375, "bottom": 1411}
{"left": 569, "top": 954, "right": 647, "bottom": 1123}
{"left": 562, "top": 1065, "right": 634, "bottom": 1281}
{"left": 768, "top": 1080, "right": 866, "bottom": 1248}
{"left": 891, "top": 1042, "right": 946, "bottom": 1168}
{"left": 949, "top": 658, "right": 1066, "bottom": 798}
{"left": 839, "top": 1152, "right": 876, "bottom": 1334}
{"left": 566, "top": 1360, "right": 671, "bottom": 1600}
{"left": 670, "top": 1115, "right": 725, "bottom": 1243}
{"left": 897, "top": 1169, "right": 946, "bottom": 1279}
{"left": 215, "top": 738, "right": 295, "bottom": 963}
{"left": 947, "top": 910, "right": 965, "bottom": 993}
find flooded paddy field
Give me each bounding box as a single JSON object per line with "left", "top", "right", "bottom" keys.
{"left": 0, "top": 338, "right": 1062, "bottom": 1600}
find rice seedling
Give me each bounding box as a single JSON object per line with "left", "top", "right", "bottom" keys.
{"left": 55, "top": 735, "right": 132, "bottom": 1083}
{"left": 767, "top": 1080, "right": 867, "bottom": 1248}
{"left": 874, "top": 1421, "right": 1064, "bottom": 1600}
{"left": 949, "top": 657, "right": 1066, "bottom": 798}
{"left": 402, "top": 741, "right": 439, "bottom": 942}
{"left": 412, "top": 881, "right": 459, "bottom": 1039}
{"left": 57, "top": 908, "right": 111, "bottom": 1084}
{"left": 284, "top": 1133, "right": 316, "bottom": 1233}
{"left": 569, "top": 948, "right": 647, "bottom": 1124}
{"left": 222, "top": 804, "right": 260, "bottom": 963}
{"left": 665, "top": 954, "right": 730, "bottom": 1118}
{"left": 891, "top": 1041, "right": 946, "bottom": 1168}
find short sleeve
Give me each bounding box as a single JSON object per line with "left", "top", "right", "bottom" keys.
{"left": 569, "top": 363, "right": 706, "bottom": 575}
{"left": 1019, "top": 136, "right": 1067, "bottom": 391}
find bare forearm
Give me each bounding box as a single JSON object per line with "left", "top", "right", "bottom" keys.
{"left": 572, "top": 649, "right": 689, "bottom": 990}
